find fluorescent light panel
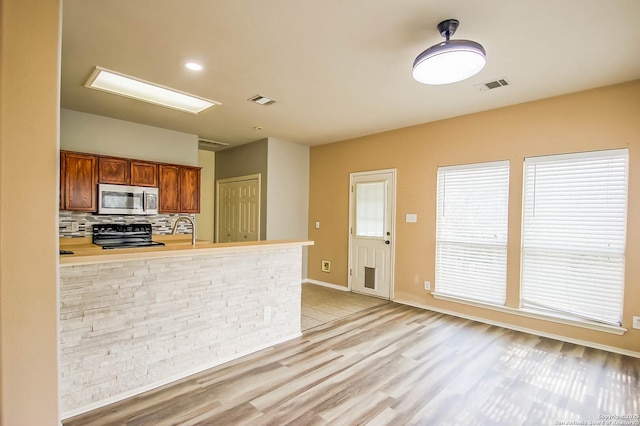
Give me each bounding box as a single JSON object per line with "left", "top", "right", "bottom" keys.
{"left": 85, "top": 67, "right": 220, "bottom": 114}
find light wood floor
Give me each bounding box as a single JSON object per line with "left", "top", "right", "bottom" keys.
{"left": 64, "top": 290, "right": 640, "bottom": 426}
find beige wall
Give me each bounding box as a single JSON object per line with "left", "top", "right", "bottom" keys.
{"left": 266, "top": 138, "right": 310, "bottom": 278}
{"left": 215, "top": 139, "right": 269, "bottom": 240}
{"left": 0, "top": 0, "right": 61, "bottom": 424}
{"left": 308, "top": 80, "right": 640, "bottom": 353}
{"left": 61, "top": 109, "right": 198, "bottom": 166}
{"left": 197, "top": 150, "right": 215, "bottom": 242}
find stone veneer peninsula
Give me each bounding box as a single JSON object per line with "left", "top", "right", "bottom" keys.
{"left": 58, "top": 238, "right": 312, "bottom": 417}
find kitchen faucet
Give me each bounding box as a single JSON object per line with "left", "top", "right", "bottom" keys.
{"left": 171, "top": 216, "right": 197, "bottom": 245}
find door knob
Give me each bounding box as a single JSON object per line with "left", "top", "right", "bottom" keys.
{"left": 385, "top": 240, "right": 390, "bottom": 245}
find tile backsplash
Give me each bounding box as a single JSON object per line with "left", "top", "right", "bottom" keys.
{"left": 59, "top": 211, "right": 196, "bottom": 238}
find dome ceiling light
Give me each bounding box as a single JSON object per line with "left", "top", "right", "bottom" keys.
{"left": 412, "top": 19, "right": 486, "bottom": 85}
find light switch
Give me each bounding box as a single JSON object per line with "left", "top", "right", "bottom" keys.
{"left": 315, "top": 221, "right": 320, "bottom": 229}
{"left": 405, "top": 214, "right": 417, "bottom": 223}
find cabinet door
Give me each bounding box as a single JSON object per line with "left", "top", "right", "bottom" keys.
{"left": 130, "top": 161, "right": 158, "bottom": 187}
{"left": 98, "top": 157, "right": 129, "bottom": 185}
{"left": 180, "top": 167, "right": 201, "bottom": 213}
{"left": 159, "top": 165, "right": 180, "bottom": 213}
{"left": 60, "top": 151, "right": 66, "bottom": 210}
{"left": 64, "top": 152, "right": 97, "bottom": 211}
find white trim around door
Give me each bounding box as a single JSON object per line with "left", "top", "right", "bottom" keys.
{"left": 348, "top": 169, "right": 397, "bottom": 300}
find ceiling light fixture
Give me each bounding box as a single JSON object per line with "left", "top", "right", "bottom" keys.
{"left": 412, "top": 19, "right": 486, "bottom": 85}
{"left": 185, "top": 62, "right": 203, "bottom": 71}
{"left": 85, "top": 67, "right": 220, "bottom": 114}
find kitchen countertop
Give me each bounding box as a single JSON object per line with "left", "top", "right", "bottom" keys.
{"left": 59, "top": 235, "right": 313, "bottom": 265}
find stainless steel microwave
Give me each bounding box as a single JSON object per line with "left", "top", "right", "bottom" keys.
{"left": 98, "top": 184, "right": 159, "bottom": 215}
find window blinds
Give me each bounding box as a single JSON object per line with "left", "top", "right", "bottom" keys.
{"left": 521, "top": 149, "right": 628, "bottom": 325}
{"left": 435, "top": 161, "right": 510, "bottom": 305}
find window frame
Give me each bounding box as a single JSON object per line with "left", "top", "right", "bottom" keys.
{"left": 433, "top": 160, "right": 510, "bottom": 306}
{"left": 519, "top": 148, "right": 629, "bottom": 326}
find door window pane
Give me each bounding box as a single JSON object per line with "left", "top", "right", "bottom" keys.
{"left": 355, "top": 181, "right": 385, "bottom": 238}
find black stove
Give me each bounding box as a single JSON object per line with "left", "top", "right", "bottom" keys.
{"left": 92, "top": 223, "right": 165, "bottom": 250}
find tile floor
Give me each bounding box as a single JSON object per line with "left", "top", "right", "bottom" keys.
{"left": 301, "top": 282, "right": 389, "bottom": 330}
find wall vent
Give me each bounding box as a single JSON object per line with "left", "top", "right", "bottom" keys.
{"left": 476, "top": 78, "right": 511, "bottom": 92}
{"left": 198, "top": 138, "right": 229, "bottom": 151}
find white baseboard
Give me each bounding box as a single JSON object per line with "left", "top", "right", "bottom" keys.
{"left": 396, "top": 299, "right": 640, "bottom": 359}
{"left": 303, "top": 279, "right": 349, "bottom": 291}
{"left": 61, "top": 332, "right": 302, "bottom": 420}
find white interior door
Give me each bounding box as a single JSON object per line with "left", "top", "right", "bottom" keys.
{"left": 349, "top": 170, "right": 395, "bottom": 299}
{"left": 237, "top": 178, "right": 259, "bottom": 241}
{"left": 216, "top": 174, "right": 261, "bottom": 243}
{"left": 217, "top": 182, "right": 237, "bottom": 243}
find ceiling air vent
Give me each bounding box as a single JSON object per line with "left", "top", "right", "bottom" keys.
{"left": 248, "top": 95, "right": 276, "bottom": 105}
{"left": 198, "top": 138, "right": 229, "bottom": 151}
{"left": 476, "top": 78, "right": 511, "bottom": 92}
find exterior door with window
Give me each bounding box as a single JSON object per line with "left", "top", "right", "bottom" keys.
{"left": 349, "top": 170, "right": 395, "bottom": 299}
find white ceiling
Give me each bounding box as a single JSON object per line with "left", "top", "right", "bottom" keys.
{"left": 61, "top": 0, "right": 640, "bottom": 149}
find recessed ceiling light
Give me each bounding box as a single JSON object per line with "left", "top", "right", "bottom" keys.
{"left": 85, "top": 67, "right": 220, "bottom": 114}
{"left": 185, "top": 62, "right": 203, "bottom": 71}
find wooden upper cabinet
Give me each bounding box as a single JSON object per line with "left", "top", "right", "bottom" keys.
{"left": 97, "top": 157, "right": 158, "bottom": 187}
{"left": 158, "top": 165, "right": 180, "bottom": 213}
{"left": 130, "top": 161, "right": 158, "bottom": 187}
{"left": 159, "top": 164, "right": 201, "bottom": 213}
{"left": 60, "top": 151, "right": 66, "bottom": 210}
{"left": 60, "top": 150, "right": 198, "bottom": 214}
{"left": 180, "top": 166, "right": 201, "bottom": 213}
{"left": 98, "top": 157, "right": 130, "bottom": 185}
{"left": 63, "top": 152, "right": 98, "bottom": 211}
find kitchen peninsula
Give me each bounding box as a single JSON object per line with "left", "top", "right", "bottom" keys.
{"left": 59, "top": 238, "right": 313, "bottom": 416}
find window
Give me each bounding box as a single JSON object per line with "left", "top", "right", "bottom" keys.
{"left": 355, "top": 181, "right": 386, "bottom": 238}
{"left": 521, "top": 149, "right": 628, "bottom": 326}
{"left": 435, "top": 161, "right": 510, "bottom": 305}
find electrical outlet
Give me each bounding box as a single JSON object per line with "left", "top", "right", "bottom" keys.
{"left": 633, "top": 316, "right": 640, "bottom": 330}
{"left": 424, "top": 281, "right": 430, "bottom": 290}
{"left": 321, "top": 260, "right": 331, "bottom": 273}
{"left": 70, "top": 222, "right": 79, "bottom": 232}
{"left": 264, "top": 306, "right": 272, "bottom": 322}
